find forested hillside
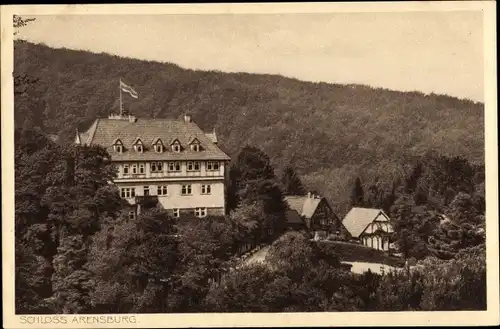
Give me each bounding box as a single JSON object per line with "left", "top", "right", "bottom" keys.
{"left": 14, "top": 41, "right": 484, "bottom": 214}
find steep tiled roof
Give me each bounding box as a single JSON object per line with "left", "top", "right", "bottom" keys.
{"left": 302, "top": 197, "right": 322, "bottom": 218}
{"left": 285, "top": 209, "right": 304, "bottom": 225}
{"left": 75, "top": 119, "right": 98, "bottom": 145}
{"left": 205, "top": 132, "right": 218, "bottom": 144}
{"left": 284, "top": 195, "right": 322, "bottom": 219}
{"left": 79, "top": 117, "right": 230, "bottom": 161}
{"left": 284, "top": 196, "right": 306, "bottom": 214}
{"left": 342, "top": 207, "right": 390, "bottom": 238}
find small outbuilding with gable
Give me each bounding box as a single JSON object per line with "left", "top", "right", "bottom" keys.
{"left": 284, "top": 192, "right": 347, "bottom": 239}
{"left": 342, "top": 207, "right": 394, "bottom": 251}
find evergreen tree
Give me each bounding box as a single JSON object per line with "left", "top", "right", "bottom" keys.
{"left": 231, "top": 145, "right": 276, "bottom": 189}
{"left": 350, "top": 177, "right": 364, "bottom": 207}
{"left": 381, "top": 180, "right": 398, "bottom": 214}
{"left": 405, "top": 161, "right": 423, "bottom": 194}
{"left": 281, "top": 166, "right": 306, "bottom": 195}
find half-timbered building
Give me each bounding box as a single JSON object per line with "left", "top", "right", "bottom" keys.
{"left": 284, "top": 192, "right": 347, "bottom": 239}
{"left": 342, "top": 207, "right": 394, "bottom": 251}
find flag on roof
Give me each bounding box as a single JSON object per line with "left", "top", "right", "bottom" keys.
{"left": 120, "top": 80, "right": 138, "bottom": 99}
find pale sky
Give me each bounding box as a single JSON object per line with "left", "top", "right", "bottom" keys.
{"left": 17, "top": 12, "right": 484, "bottom": 102}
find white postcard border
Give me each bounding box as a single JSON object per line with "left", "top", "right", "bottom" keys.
{"left": 2, "top": 2, "right": 498, "bottom": 328}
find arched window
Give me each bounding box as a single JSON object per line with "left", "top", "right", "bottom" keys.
{"left": 188, "top": 137, "right": 202, "bottom": 152}
{"left": 133, "top": 138, "right": 144, "bottom": 153}
{"left": 170, "top": 139, "right": 182, "bottom": 153}
{"left": 152, "top": 138, "right": 164, "bottom": 153}
{"left": 113, "top": 139, "right": 124, "bottom": 153}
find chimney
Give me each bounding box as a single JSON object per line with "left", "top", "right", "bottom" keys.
{"left": 184, "top": 113, "right": 192, "bottom": 123}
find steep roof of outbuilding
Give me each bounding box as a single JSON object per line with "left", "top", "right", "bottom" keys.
{"left": 284, "top": 195, "right": 322, "bottom": 219}
{"left": 342, "top": 207, "right": 390, "bottom": 238}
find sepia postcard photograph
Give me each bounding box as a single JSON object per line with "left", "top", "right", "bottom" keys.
{"left": 1, "top": 2, "right": 499, "bottom": 328}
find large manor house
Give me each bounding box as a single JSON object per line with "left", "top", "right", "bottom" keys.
{"left": 75, "top": 113, "right": 230, "bottom": 219}
{"left": 75, "top": 113, "right": 394, "bottom": 251}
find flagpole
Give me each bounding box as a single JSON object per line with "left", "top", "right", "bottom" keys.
{"left": 119, "top": 78, "right": 123, "bottom": 116}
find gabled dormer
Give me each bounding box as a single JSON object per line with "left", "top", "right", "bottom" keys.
{"left": 113, "top": 138, "right": 124, "bottom": 153}
{"left": 170, "top": 138, "right": 182, "bottom": 153}
{"left": 188, "top": 137, "right": 202, "bottom": 152}
{"left": 152, "top": 138, "right": 164, "bottom": 153}
{"left": 132, "top": 137, "right": 144, "bottom": 153}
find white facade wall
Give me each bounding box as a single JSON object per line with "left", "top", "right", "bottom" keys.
{"left": 113, "top": 159, "right": 227, "bottom": 215}
{"left": 115, "top": 180, "right": 225, "bottom": 210}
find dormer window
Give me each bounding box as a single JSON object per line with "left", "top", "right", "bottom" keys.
{"left": 152, "top": 138, "right": 164, "bottom": 153}
{"left": 132, "top": 138, "right": 144, "bottom": 153}
{"left": 113, "top": 139, "right": 124, "bottom": 153}
{"left": 170, "top": 139, "right": 182, "bottom": 153}
{"left": 188, "top": 137, "right": 202, "bottom": 152}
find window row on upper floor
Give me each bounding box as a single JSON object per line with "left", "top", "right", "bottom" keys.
{"left": 113, "top": 137, "right": 204, "bottom": 153}
{"left": 117, "top": 160, "right": 221, "bottom": 175}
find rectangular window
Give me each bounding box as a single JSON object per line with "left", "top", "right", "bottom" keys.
{"left": 157, "top": 185, "right": 168, "bottom": 196}
{"left": 123, "top": 164, "right": 129, "bottom": 174}
{"left": 139, "top": 163, "right": 145, "bottom": 174}
{"left": 115, "top": 145, "right": 123, "bottom": 153}
{"left": 195, "top": 207, "right": 207, "bottom": 218}
{"left": 168, "top": 161, "right": 181, "bottom": 172}
{"left": 128, "top": 211, "right": 136, "bottom": 220}
{"left": 172, "top": 144, "right": 180, "bottom": 153}
{"left": 131, "top": 164, "right": 137, "bottom": 174}
{"left": 155, "top": 144, "right": 163, "bottom": 153}
{"left": 206, "top": 161, "right": 220, "bottom": 171}
{"left": 143, "top": 186, "right": 150, "bottom": 196}
{"left": 191, "top": 144, "right": 200, "bottom": 152}
{"left": 173, "top": 208, "right": 180, "bottom": 218}
{"left": 181, "top": 185, "right": 192, "bottom": 195}
{"left": 120, "top": 188, "right": 136, "bottom": 198}
{"left": 187, "top": 161, "right": 200, "bottom": 171}
{"left": 151, "top": 162, "right": 163, "bottom": 173}
{"left": 201, "top": 184, "right": 212, "bottom": 195}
